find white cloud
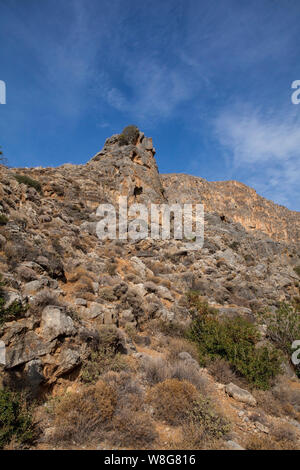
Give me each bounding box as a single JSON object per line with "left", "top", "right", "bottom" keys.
{"left": 215, "top": 107, "right": 300, "bottom": 165}
{"left": 214, "top": 106, "right": 300, "bottom": 210}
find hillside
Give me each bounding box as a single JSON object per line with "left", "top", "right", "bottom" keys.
{"left": 0, "top": 128, "right": 300, "bottom": 450}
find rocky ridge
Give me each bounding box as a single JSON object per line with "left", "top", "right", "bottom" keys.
{"left": 0, "top": 128, "right": 299, "bottom": 450}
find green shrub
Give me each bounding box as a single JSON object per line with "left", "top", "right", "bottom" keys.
{"left": 118, "top": 125, "right": 139, "bottom": 146}
{"left": 14, "top": 174, "right": 42, "bottom": 192}
{"left": 0, "top": 298, "right": 27, "bottom": 327}
{"left": 188, "top": 312, "right": 281, "bottom": 389}
{"left": 0, "top": 389, "right": 35, "bottom": 449}
{"left": 0, "top": 276, "right": 27, "bottom": 326}
{"left": 81, "top": 326, "right": 129, "bottom": 383}
{"left": 188, "top": 396, "right": 230, "bottom": 439}
{"left": 0, "top": 214, "right": 8, "bottom": 225}
{"left": 294, "top": 266, "right": 300, "bottom": 277}
{"left": 262, "top": 303, "right": 300, "bottom": 377}
{"left": 81, "top": 349, "right": 128, "bottom": 383}
{"left": 186, "top": 291, "right": 218, "bottom": 316}
{"left": 262, "top": 303, "right": 300, "bottom": 355}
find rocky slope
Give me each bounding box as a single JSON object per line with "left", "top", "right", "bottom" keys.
{"left": 162, "top": 174, "right": 300, "bottom": 244}
{"left": 0, "top": 128, "right": 299, "bottom": 450}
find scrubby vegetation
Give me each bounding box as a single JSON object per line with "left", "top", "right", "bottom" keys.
{"left": 262, "top": 303, "right": 300, "bottom": 377}
{"left": 81, "top": 326, "right": 129, "bottom": 383}
{"left": 0, "top": 214, "right": 8, "bottom": 225}
{"left": 147, "top": 378, "right": 229, "bottom": 438}
{"left": 49, "top": 381, "right": 117, "bottom": 444}
{"left": 187, "top": 293, "right": 282, "bottom": 389}
{"left": 294, "top": 266, "right": 300, "bottom": 277}
{"left": 118, "top": 125, "right": 139, "bottom": 146}
{"left": 14, "top": 174, "right": 42, "bottom": 192}
{"left": 0, "top": 389, "right": 35, "bottom": 449}
{"left": 0, "top": 276, "right": 27, "bottom": 326}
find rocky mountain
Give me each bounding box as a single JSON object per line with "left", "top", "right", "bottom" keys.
{"left": 162, "top": 174, "right": 300, "bottom": 244}
{"left": 0, "top": 127, "right": 299, "bottom": 450}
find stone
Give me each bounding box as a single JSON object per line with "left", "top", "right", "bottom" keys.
{"left": 225, "top": 383, "right": 257, "bottom": 406}
{"left": 24, "top": 359, "right": 44, "bottom": 392}
{"left": 40, "top": 306, "right": 76, "bottom": 341}
{"left": 55, "top": 348, "right": 81, "bottom": 376}
{"left": 75, "top": 298, "right": 87, "bottom": 306}
{"left": 88, "top": 302, "right": 105, "bottom": 319}
{"left": 156, "top": 286, "right": 174, "bottom": 301}
{"left": 5, "top": 331, "right": 56, "bottom": 368}
{"left": 4, "top": 291, "right": 22, "bottom": 309}
{"left": 255, "top": 422, "right": 269, "bottom": 433}
{"left": 134, "top": 335, "right": 151, "bottom": 346}
{"left": 226, "top": 440, "right": 245, "bottom": 450}
{"left": 22, "top": 279, "right": 48, "bottom": 296}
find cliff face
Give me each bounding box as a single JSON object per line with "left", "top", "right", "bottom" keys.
{"left": 161, "top": 174, "right": 300, "bottom": 244}
{"left": 0, "top": 130, "right": 300, "bottom": 450}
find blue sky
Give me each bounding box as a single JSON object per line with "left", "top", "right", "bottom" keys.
{"left": 1, "top": 0, "right": 300, "bottom": 210}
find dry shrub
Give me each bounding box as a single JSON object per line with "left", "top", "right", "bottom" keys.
{"left": 147, "top": 261, "right": 172, "bottom": 275}
{"left": 147, "top": 378, "right": 229, "bottom": 440}
{"left": 147, "top": 379, "right": 199, "bottom": 425}
{"left": 253, "top": 389, "right": 294, "bottom": 419}
{"left": 32, "top": 288, "right": 63, "bottom": 309}
{"left": 272, "top": 423, "right": 297, "bottom": 443}
{"left": 67, "top": 267, "right": 95, "bottom": 294}
{"left": 50, "top": 380, "right": 117, "bottom": 444}
{"left": 273, "top": 378, "right": 300, "bottom": 413}
{"left": 176, "top": 422, "right": 226, "bottom": 450}
{"left": 73, "top": 277, "right": 94, "bottom": 295}
{"left": 170, "top": 361, "right": 208, "bottom": 393}
{"left": 165, "top": 337, "right": 199, "bottom": 362}
{"left": 207, "top": 358, "right": 238, "bottom": 385}
{"left": 105, "top": 259, "right": 118, "bottom": 276}
{"left": 141, "top": 355, "right": 208, "bottom": 393}
{"left": 101, "top": 371, "right": 142, "bottom": 409}
{"left": 245, "top": 433, "right": 298, "bottom": 450}
{"left": 142, "top": 357, "right": 170, "bottom": 385}
{"left": 110, "top": 409, "right": 158, "bottom": 449}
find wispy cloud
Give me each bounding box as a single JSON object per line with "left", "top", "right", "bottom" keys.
{"left": 214, "top": 105, "right": 300, "bottom": 209}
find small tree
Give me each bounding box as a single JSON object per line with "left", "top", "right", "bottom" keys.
{"left": 0, "top": 146, "right": 7, "bottom": 165}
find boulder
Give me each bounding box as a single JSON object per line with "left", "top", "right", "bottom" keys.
{"left": 40, "top": 306, "right": 76, "bottom": 341}
{"left": 55, "top": 348, "right": 81, "bottom": 377}
{"left": 225, "top": 382, "right": 257, "bottom": 406}
{"left": 5, "top": 331, "right": 56, "bottom": 368}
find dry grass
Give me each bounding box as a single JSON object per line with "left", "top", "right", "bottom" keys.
{"left": 252, "top": 389, "right": 294, "bottom": 419}
{"left": 32, "top": 288, "right": 63, "bottom": 309}
{"left": 147, "top": 379, "right": 199, "bottom": 425}
{"left": 49, "top": 380, "right": 117, "bottom": 444}
{"left": 207, "top": 358, "right": 238, "bottom": 385}
{"left": 245, "top": 433, "right": 298, "bottom": 450}
{"left": 272, "top": 423, "right": 297, "bottom": 443}
{"left": 110, "top": 409, "right": 158, "bottom": 449}
{"left": 165, "top": 337, "right": 199, "bottom": 362}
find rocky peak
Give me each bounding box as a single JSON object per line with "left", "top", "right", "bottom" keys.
{"left": 88, "top": 129, "right": 166, "bottom": 206}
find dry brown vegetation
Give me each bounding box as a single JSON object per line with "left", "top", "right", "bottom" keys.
{"left": 49, "top": 380, "right": 117, "bottom": 444}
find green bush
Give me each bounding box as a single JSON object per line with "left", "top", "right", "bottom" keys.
{"left": 188, "top": 312, "right": 281, "bottom": 389}
{"left": 14, "top": 174, "right": 42, "bottom": 192}
{"left": 81, "top": 326, "right": 129, "bottom": 383}
{"left": 0, "top": 214, "right": 8, "bottom": 225}
{"left": 0, "top": 277, "right": 27, "bottom": 326}
{"left": 262, "top": 303, "right": 300, "bottom": 355}
{"left": 118, "top": 125, "right": 139, "bottom": 146}
{"left": 294, "top": 266, "right": 300, "bottom": 277}
{"left": 262, "top": 303, "right": 300, "bottom": 378}
{"left": 0, "top": 389, "right": 35, "bottom": 449}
